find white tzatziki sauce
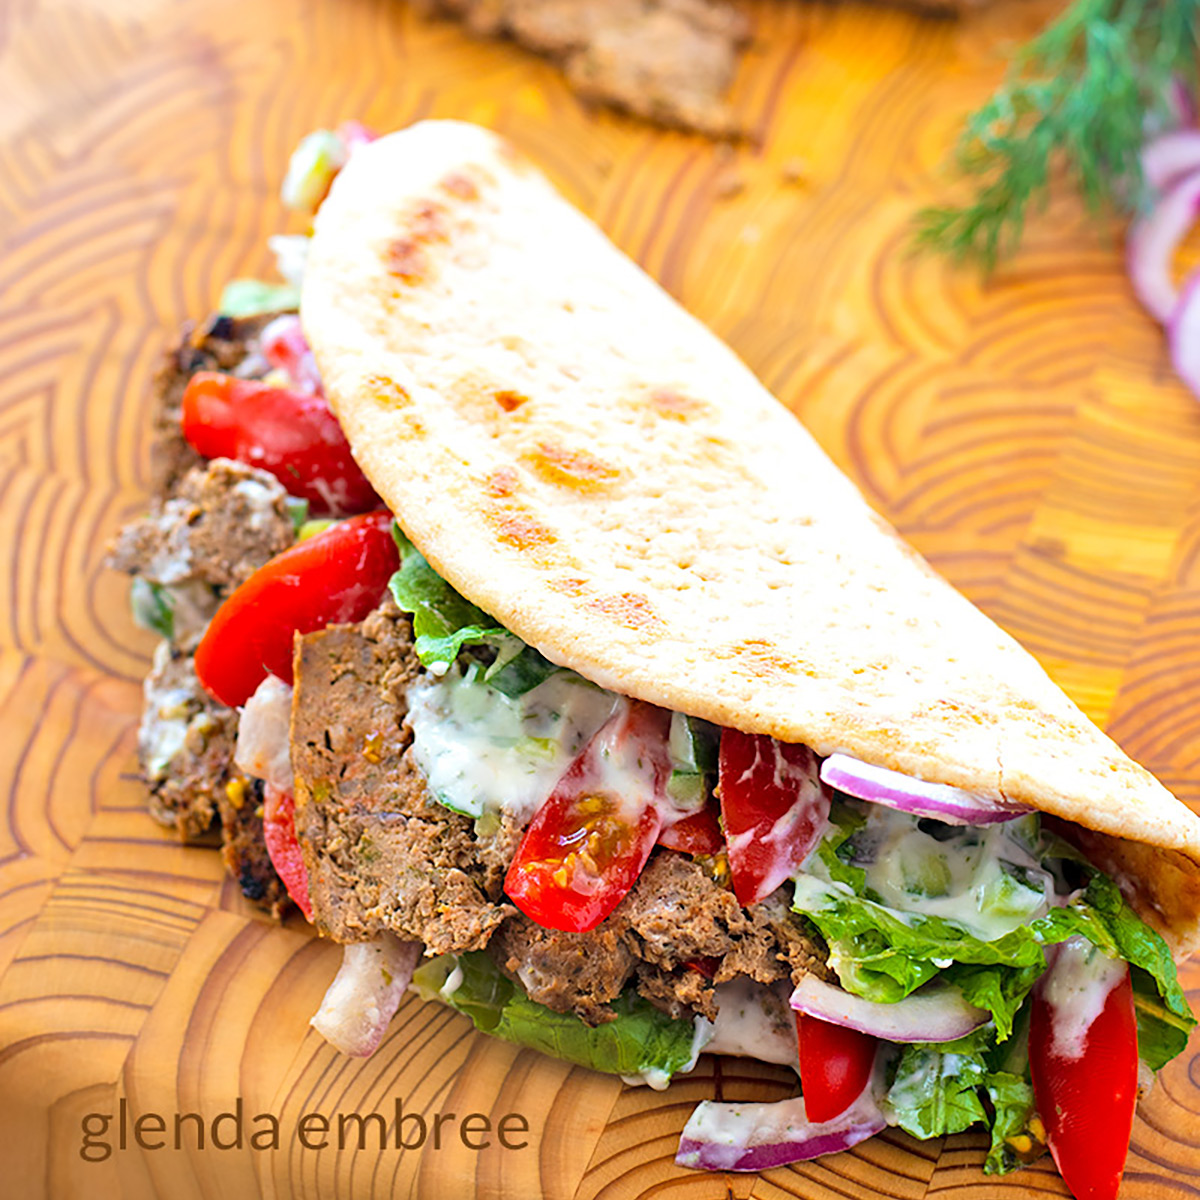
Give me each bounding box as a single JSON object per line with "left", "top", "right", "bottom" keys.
{"left": 1043, "top": 934, "right": 1126, "bottom": 1060}
{"left": 805, "top": 806, "right": 1055, "bottom": 943}
{"left": 619, "top": 979, "right": 799, "bottom": 1090}
{"left": 407, "top": 666, "right": 619, "bottom": 822}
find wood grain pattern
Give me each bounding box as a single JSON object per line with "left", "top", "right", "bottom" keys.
{"left": 2, "top": 0, "right": 1200, "bottom": 1196}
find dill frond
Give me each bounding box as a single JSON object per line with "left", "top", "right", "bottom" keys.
{"left": 917, "top": 0, "right": 1199, "bottom": 270}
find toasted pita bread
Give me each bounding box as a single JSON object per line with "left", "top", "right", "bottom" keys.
{"left": 302, "top": 120, "right": 1200, "bottom": 954}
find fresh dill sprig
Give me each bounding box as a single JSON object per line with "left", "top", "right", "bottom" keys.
{"left": 916, "top": 0, "right": 1199, "bottom": 270}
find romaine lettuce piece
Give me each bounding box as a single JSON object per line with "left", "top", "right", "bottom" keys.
{"left": 413, "top": 951, "right": 703, "bottom": 1084}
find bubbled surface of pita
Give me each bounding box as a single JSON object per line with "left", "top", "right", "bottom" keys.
{"left": 303, "top": 122, "right": 1200, "bottom": 945}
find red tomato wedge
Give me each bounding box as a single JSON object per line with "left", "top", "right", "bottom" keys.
{"left": 262, "top": 784, "right": 313, "bottom": 920}
{"left": 181, "top": 371, "right": 380, "bottom": 516}
{"left": 717, "top": 730, "right": 831, "bottom": 906}
{"left": 1029, "top": 946, "right": 1138, "bottom": 1200}
{"left": 505, "top": 701, "right": 674, "bottom": 933}
{"left": 658, "top": 802, "right": 724, "bottom": 857}
{"left": 796, "top": 1011, "right": 878, "bottom": 1124}
{"left": 194, "top": 511, "right": 398, "bottom": 707}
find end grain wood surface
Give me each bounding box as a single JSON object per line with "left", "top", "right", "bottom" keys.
{"left": 1, "top": 1, "right": 1199, "bottom": 1197}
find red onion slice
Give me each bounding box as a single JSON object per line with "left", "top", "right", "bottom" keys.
{"left": 790, "top": 973, "right": 989, "bottom": 1043}
{"left": 676, "top": 1073, "right": 886, "bottom": 1171}
{"left": 310, "top": 935, "right": 423, "bottom": 1057}
{"left": 1142, "top": 131, "right": 1200, "bottom": 194}
{"left": 1127, "top": 169, "right": 1200, "bottom": 323}
{"left": 1169, "top": 267, "right": 1200, "bottom": 399}
{"left": 819, "top": 753, "right": 1031, "bottom": 825}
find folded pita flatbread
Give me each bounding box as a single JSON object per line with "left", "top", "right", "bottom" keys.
{"left": 301, "top": 120, "right": 1200, "bottom": 954}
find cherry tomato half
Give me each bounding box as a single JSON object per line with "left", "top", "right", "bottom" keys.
{"left": 796, "top": 1011, "right": 878, "bottom": 1124}
{"left": 505, "top": 702, "right": 674, "bottom": 933}
{"left": 1029, "top": 956, "right": 1138, "bottom": 1200}
{"left": 262, "top": 784, "right": 313, "bottom": 921}
{"left": 194, "top": 511, "right": 397, "bottom": 707}
{"left": 718, "top": 730, "right": 830, "bottom": 906}
{"left": 658, "top": 802, "right": 725, "bottom": 857}
{"left": 181, "top": 371, "right": 380, "bottom": 516}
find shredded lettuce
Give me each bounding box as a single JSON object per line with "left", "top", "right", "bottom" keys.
{"left": 388, "top": 526, "right": 560, "bottom": 696}
{"left": 412, "top": 951, "right": 701, "bottom": 1082}
{"left": 794, "top": 815, "right": 1195, "bottom": 1056}
{"left": 983, "top": 1072, "right": 1038, "bottom": 1175}
{"left": 882, "top": 1025, "right": 1041, "bottom": 1175}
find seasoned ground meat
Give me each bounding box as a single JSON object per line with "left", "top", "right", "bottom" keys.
{"left": 109, "top": 457, "right": 295, "bottom": 604}
{"left": 415, "top": 0, "right": 751, "bottom": 136}
{"left": 217, "top": 776, "right": 290, "bottom": 917}
{"left": 138, "top": 641, "right": 240, "bottom": 840}
{"left": 491, "top": 915, "right": 637, "bottom": 1025}
{"left": 291, "top": 604, "right": 515, "bottom": 954}
{"left": 634, "top": 960, "right": 717, "bottom": 1021}
{"left": 151, "top": 312, "right": 284, "bottom": 495}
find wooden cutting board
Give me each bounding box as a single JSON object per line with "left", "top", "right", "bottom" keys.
{"left": 2, "top": 0, "right": 1199, "bottom": 1196}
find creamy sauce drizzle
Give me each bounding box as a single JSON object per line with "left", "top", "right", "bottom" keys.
{"left": 407, "top": 667, "right": 618, "bottom": 821}
{"left": 1043, "top": 935, "right": 1125, "bottom": 1060}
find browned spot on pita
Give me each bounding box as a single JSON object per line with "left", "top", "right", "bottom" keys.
{"left": 724, "top": 638, "right": 807, "bottom": 679}
{"left": 528, "top": 441, "right": 620, "bottom": 489}
{"left": 650, "top": 388, "right": 707, "bottom": 421}
{"left": 548, "top": 576, "right": 588, "bottom": 596}
{"left": 386, "top": 237, "right": 427, "bottom": 283}
{"left": 365, "top": 375, "right": 410, "bottom": 408}
{"left": 441, "top": 171, "right": 480, "bottom": 201}
{"left": 409, "top": 200, "right": 449, "bottom": 241}
{"left": 484, "top": 467, "right": 519, "bottom": 498}
{"left": 589, "top": 592, "right": 662, "bottom": 630}
{"left": 494, "top": 390, "right": 528, "bottom": 412}
{"left": 489, "top": 509, "right": 556, "bottom": 550}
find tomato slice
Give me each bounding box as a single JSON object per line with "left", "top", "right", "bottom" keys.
{"left": 657, "top": 802, "right": 724, "bottom": 857}
{"left": 505, "top": 701, "right": 673, "bottom": 933}
{"left": 181, "top": 371, "right": 380, "bottom": 516}
{"left": 1029, "top": 947, "right": 1138, "bottom": 1200}
{"left": 717, "top": 730, "right": 831, "bottom": 906}
{"left": 194, "top": 511, "right": 398, "bottom": 707}
{"left": 795, "top": 1011, "right": 878, "bottom": 1123}
{"left": 262, "top": 784, "right": 313, "bottom": 920}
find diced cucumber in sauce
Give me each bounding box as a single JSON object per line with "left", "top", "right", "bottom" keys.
{"left": 666, "top": 714, "right": 720, "bottom": 810}
{"left": 815, "top": 804, "right": 1055, "bottom": 943}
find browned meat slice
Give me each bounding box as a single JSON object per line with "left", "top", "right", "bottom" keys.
{"left": 635, "top": 960, "right": 718, "bottom": 1021}
{"left": 618, "top": 851, "right": 832, "bottom": 1017}
{"left": 108, "top": 458, "right": 295, "bottom": 647}
{"left": 291, "top": 602, "right": 515, "bottom": 954}
{"left": 217, "top": 776, "right": 290, "bottom": 917}
{"left": 138, "top": 641, "right": 240, "bottom": 840}
{"left": 414, "top": 0, "right": 751, "bottom": 136}
{"left": 757, "top": 891, "right": 835, "bottom": 986}
{"left": 151, "top": 311, "right": 285, "bottom": 495}
{"left": 491, "top": 915, "right": 637, "bottom": 1025}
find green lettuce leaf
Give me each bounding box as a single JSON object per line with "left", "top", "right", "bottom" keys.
{"left": 388, "top": 526, "right": 558, "bottom": 696}
{"left": 217, "top": 278, "right": 301, "bottom": 317}
{"left": 413, "top": 951, "right": 701, "bottom": 1082}
{"left": 883, "top": 1027, "right": 1040, "bottom": 1174}
{"left": 794, "top": 822, "right": 1195, "bottom": 1056}
{"left": 983, "top": 1071, "right": 1038, "bottom": 1175}
{"left": 882, "top": 1028, "right": 990, "bottom": 1139}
